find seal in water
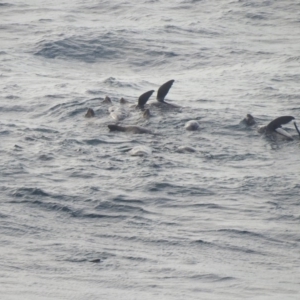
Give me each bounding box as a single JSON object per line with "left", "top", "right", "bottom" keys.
{"left": 108, "top": 96, "right": 131, "bottom": 121}
{"left": 108, "top": 105, "right": 129, "bottom": 121}
{"left": 185, "top": 120, "right": 200, "bottom": 131}
{"left": 129, "top": 145, "right": 152, "bottom": 156}
{"left": 108, "top": 124, "right": 153, "bottom": 134}
{"left": 119, "top": 97, "right": 128, "bottom": 104}
{"left": 84, "top": 96, "right": 112, "bottom": 118}
{"left": 106, "top": 91, "right": 153, "bottom": 120}
{"left": 242, "top": 114, "right": 256, "bottom": 126}
{"left": 257, "top": 116, "right": 295, "bottom": 140}
{"left": 85, "top": 108, "right": 95, "bottom": 118}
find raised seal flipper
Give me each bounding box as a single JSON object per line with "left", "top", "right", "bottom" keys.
{"left": 137, "top": 90, "right": 154, "bottom": 109}
{"left": 266, "top": 116, "right": 295, "bottom": 131}
{"left": 157, "top": 80, "right": 175, "bottom": 102}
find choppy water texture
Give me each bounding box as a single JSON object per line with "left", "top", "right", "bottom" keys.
{"left": 1, "top": 1, "right": 300, "bottom": 299}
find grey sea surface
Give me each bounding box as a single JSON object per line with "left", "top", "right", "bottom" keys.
{"left": 1, "top": 0, "right": 300, "bottom": 299}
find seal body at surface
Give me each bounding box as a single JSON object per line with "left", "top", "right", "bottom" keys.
{"left": 185, "top": 120, "right": 200, "bottom": 131}
{"left": 108, "top": 106, "right": 129, "bottom": 121}
{"left": 119, "top": 97, "right": 128, "bottom": 104}
{"left": 129, "top": 145, "right": 152, "bottom": 156}
{"left": 108, "top": 124, "right": 153, "bottom": 134}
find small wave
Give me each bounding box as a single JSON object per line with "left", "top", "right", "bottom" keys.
{"left": 164, "top": 24, "right": 219, "bottom": 36}
{"left": 44, "top": 94, "right": 67, "bottom": 99}
{"left": 218, "top": 229, "right": 265, "bottom": 238}
{"left": 38, "top": 154, "right": 54, "bottom": 161}
{"left": 147, "top": 182, "right": 215, "bottom": 196}
{"left": 83, "top": 139, "right": 108, "bottom": 145}
{"left": 0, "top": 3, "right": 13, "bottom": 7}
{"left": 103, "top": 77, "right": 137, "bottom": 88}
{"left": 12, "top": 187, "right": 50, "bottom": 198}
{"left": 73, "top": 211, "right": 126, "bottom": 220}
{"left": 192, "top": 239, "right": 213, "bottom": 246}
{"left": 189, "top": 273, "right": 235, "bottom": 282}
{"left": 46, "top": 98, "right": 109, "bottom": 121}
{"left": 80, "top": 213, "right": 119, "bottom": 219}
{"left": 34, "top": 32, "right": 180, "bottom": 68}
{"left": 10, "top": 196, "right": 76, "bottom": 215}
{"left": 123, "top": 255, "right": 148, "bottom": 262}
{"left": 0, "top": 130, "right": 10, "bottom": 135}
{"left": 95, "top": 201, "right": 150, "bottom": 215}
{"left": 5, "top": 95, "right": 20, "bottom": 99}
{"left": 245, "top": 13, "right": 267, "bottom": 20}
{"left": 32, "top": 127, "right": 59, "bottom": 134}
{"left": 285, "top": 56, "right": 300, "bottom": 62}
{"left": 38, "top": 19, "right": 53, "bottom": 23}
{"left": 239, "top": 0, "right": 272, "bottom": 8}
{"left": 47, "top": 100, "right": 81, "bottom": 113}
{"left": 35, "top": 33, "right": 128, "bottom": 63}
{"left": 0, "top": 105, "right": 27, "bottom": 112}
{"left": 0, "top": 212, "right": 8, "bottom": 218}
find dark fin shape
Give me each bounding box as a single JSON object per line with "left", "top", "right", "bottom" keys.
{"left": 294, "top": 122, "right": 300, "bottom": 138}
{"left": 266, "top": 116, "right": 295, "bottom": 131}
{"left": 108, "top": 124, "right": 124, "bottom": 132}
{"left": 138, "top": 90, "right": 154, "bottom": 108}
{"left": 102, "top": 96, "right": 112, "bottom": 104}
{"left": 85, "top": 108, "right": 95, "bottom": 118}
{"left": 157, "top": 80, "right": 175, "bottom": 102}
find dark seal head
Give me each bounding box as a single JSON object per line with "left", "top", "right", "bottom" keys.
{"left": 85, "top": 108, "right": 95, "bottom": 118}
{"left": 120, "top": 97, "right": 128, "bottom": 104}
{"left": 243, "top": 114, "right": 256, "bottom": 126}
{"left": 102, "top": 96, "right": 112, "bottom": 104}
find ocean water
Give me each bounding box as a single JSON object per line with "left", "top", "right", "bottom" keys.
{"left": 1, "top": 0, "right": 300, "bottom": 299}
